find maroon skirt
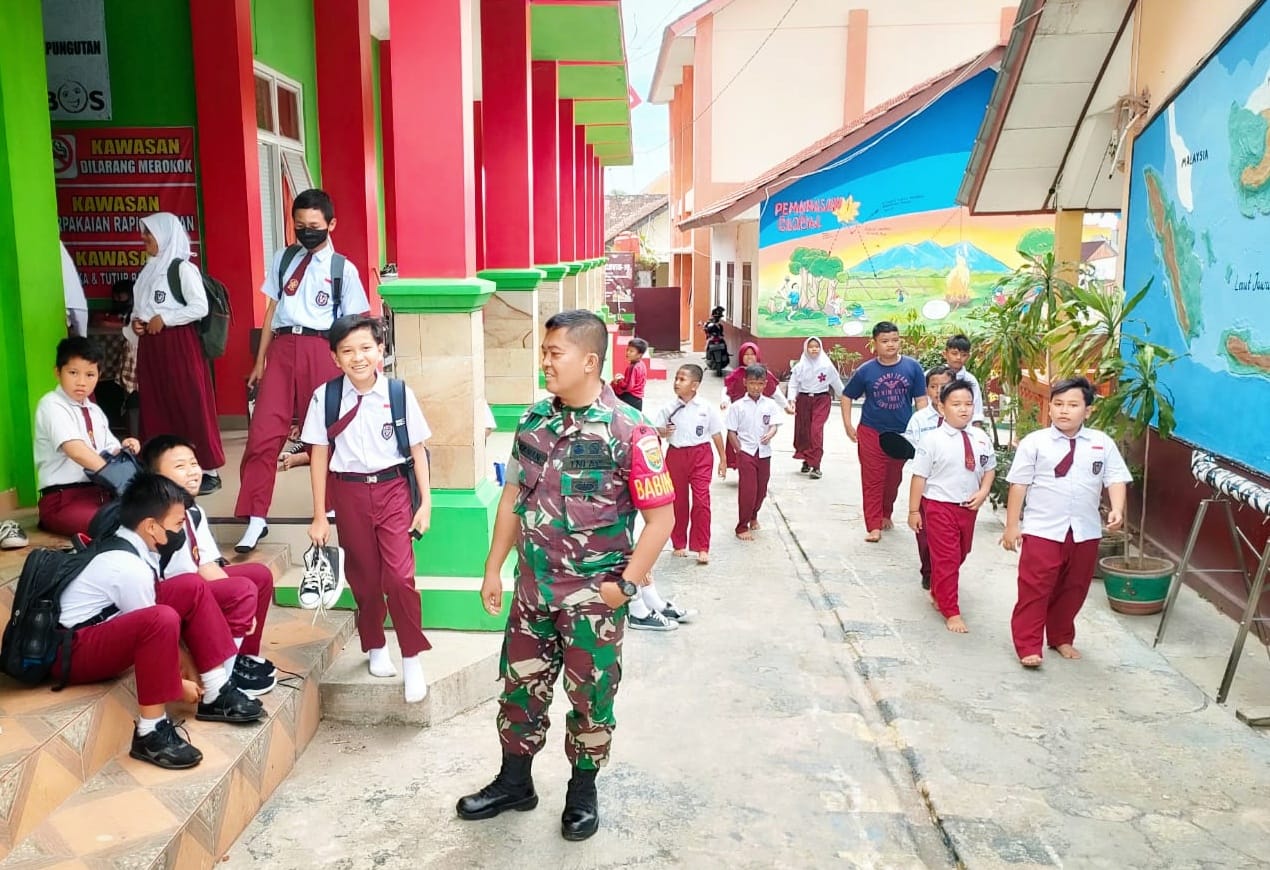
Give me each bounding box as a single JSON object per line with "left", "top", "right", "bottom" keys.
{"left": 137, "top": 324, "right": 226, "bottom": 468}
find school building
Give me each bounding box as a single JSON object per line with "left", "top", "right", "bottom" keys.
{"left": 0, "top": 0, "right": 631, "bottom": 593}
{"left": 957, "top": 0, "right": 1270, "bottom": 622}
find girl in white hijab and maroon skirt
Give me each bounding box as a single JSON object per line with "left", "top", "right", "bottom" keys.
{"left": 788, "top": 336, "right": 843, "bottom": 480}
{"left": 131, "top": 213, "right": 225, "bottom": 494}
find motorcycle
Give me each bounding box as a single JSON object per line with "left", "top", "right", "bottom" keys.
{"left": 703, "top": 317, "right": 729, "bottom": 375}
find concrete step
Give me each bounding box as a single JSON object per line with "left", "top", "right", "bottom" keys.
{"left": 319, "top": 629, "right": 501, "bottom": 727}
{"left": 209, "top": 519, "right": 319, "bottom": 569}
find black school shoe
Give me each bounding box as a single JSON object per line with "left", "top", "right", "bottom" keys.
{"left": 196, "top": 682, "right": 264, "bottom": 724}
{"left": 130, "top": 719, "right": 203, "bottom": 770}
{"left": 561, "top": 767, "right": 599, "bottom": 841}
{"left": 198, "top": 473, "right": 222, "bottom": 495}
{"left": 232, "top": 658, "right": 277, "bottom": 697}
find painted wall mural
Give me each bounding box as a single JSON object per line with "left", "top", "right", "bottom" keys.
{"left": 1123, "top": 0, "right": 1270, "bottom": 475}
{"left": 756, "top": 69, "right": 1095, "bottom": 338}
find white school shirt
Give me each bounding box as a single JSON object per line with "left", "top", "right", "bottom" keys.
{"left": 725, "top": 394, "right": 784, "bottom": 459}
{"left": 910, "top": 423, "right": 996, "bottom": 504}
{"left": 262, "top": 244, "right": 370, "bottom": 332}
{"left": 952, "top": 368, "right": 985, "bottom": 422}
{"left": 132, "top": 259, "right": 207, "bottom": 327}
{"left": 60, "top": 242, "right": 88, "bottom": 334}
{"left": 787, "top": 361, "right": 843, "bottom": 400}
{"left": 652, "top": 396, "right": 723, "bottom": 448}
{"left": 300, "top": 374, "right": 430, "bottom": 474}
{"left": 162, "top": 504, "right": 222, "bottom": 577}
{"left": 1007, "top": 425, "right": 1133, "bottom": 543}
{"left": 59, "top": 528, "right": 160, "bottom": 627}
{"left": 34, "top": 388, "right": 122, "bottom": 489}
{"left": 903, "top": 404, "right": 942, "bottom": 447}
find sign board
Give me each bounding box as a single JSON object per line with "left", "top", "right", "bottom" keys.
{"left": 53, "top": 126, "right": 199, "bottom": 295}
{"left": 605, "top": 251, "right": 635, "bottom": 309}
{"left": 43, "top": 0, "right": 112, "bottom": 120}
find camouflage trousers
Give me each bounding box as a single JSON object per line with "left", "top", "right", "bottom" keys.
{"left": 497, "top": 584, "right": 626, "bottom": 771}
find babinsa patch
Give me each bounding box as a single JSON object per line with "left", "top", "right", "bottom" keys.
{"left": 636, "top": 434, "right": 664, "bottom": 472}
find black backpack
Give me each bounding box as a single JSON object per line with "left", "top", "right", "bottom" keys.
{"left": 1, "top": 537, "right": 134, "bottom": 689}
{"left": 279, "top": 244, "right": 346, "bottom": 320}
{"left": 166, "top": 259, "right": 232, "bottom": 359}
{"left": 323, "top": 377, "right": 425, "bottom": 516}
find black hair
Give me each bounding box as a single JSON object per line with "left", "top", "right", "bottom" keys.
{"left": 328, "top": 314, "right": 386, "bottom": 352}
{"left": 1050, "top": 376, "right": 1096, "bottom": 406}
{"left": 945, "top": 333, "right": 972, "bottom": 353}
{"left": 744, "top": 363, "right": 768, "bottom": 380}
{"left": 925, "top": 364, "right": 952, "bottom": 385}
{"left": 677, "top": 363, "right": 704, "bottom": 383}
{"left": 56, "top": 336, "right": 102, "bottom": 368}
{"left": 292, "top": 188, "right": 335, "bottom": 223}
{"left": 711, "top": 306, "right": 725, "bottom": 318}
{"left": 139, "top": 434, "right": 198, "bottom": 471}
{"left": 939, "top": 380, "right": 975, "bottom": 404}
{"left": 628, "top": 338, "right": 649, "bottom": 355}
{"left": 111, "top": 279, "right": 134, "bottom": 298}
{"left": 871, "top": 321, "right": 899, "bottom": 339}
{"left": 544, "top": 309, "right": 608, "bottom": 365}
{"left": 118, "top": 472, "right": 190, "bottom": 531}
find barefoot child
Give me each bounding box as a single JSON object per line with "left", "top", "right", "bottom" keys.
{"left": 726, "top": 364, "right": 783, "bottom": 540}
{"left": 904, "top": 365, "right": 952, "bottom": 591}
{"left": 907, "top": 381, "right": 995, "bottom": 633}
{"left": 1001, "top": 377, "right": 1131, "bottom": 667}
{"left": 789, "top": 336, "right": 843, "bottom": 479}
{"left": 611, "top": 337, "right": 648, "bottom": 411}
{"left": 653, "top": 364, "right": 726, "bottom": 564}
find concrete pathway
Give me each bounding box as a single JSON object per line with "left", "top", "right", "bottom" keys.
{"left": 226, "top": 352, "right": 1270, "bottom": 869}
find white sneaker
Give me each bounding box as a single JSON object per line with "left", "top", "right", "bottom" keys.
{"left": 0, "top": 520, "right": 29, "bottom": 550}
{"left": 299, "top": 545, "right": 337, "bottom": 610}
{"left": 660, "top": 601, "right": 697, "bottom": 624}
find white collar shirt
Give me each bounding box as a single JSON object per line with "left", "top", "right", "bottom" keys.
{"left": 300, "top": 374, "right": 431, "bottom": 474}
{"left": 910, "top": 424, "right": 996, "bottom": 504}
{"left": 653, "top": 396, "right": 723, "bottom": 448}
{"left": 132, "top": 259, "right": 207, "bottom": 326}
{"left": 788, "top": 361, "right": 843, "bottom": 398}
{"left": 161, "top": 504, "right": 221, "bottom": 577}
{"left": 59, "top": 528, "right": 159, "bottom": 627}
{"left": 903, "top": 405, "right": 943, "bottom": 447}
{"left": 262, "top": 244, "right": 371, "bottom": 332}
{"left": 724, "top": 394, "right": 784, "bottom": 459}
{"left": 952, "top": 368, "right": 985, "bottom": 422}
{"left": 34, "top": 388, "right": 122, "bottom": 489}
{"left": 1006, "top": 425, "right": 1133, "bottom": 543}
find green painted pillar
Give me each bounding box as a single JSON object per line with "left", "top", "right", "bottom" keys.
{"left": 478, "top": 267, "right": 544, "bottom": 432}
{"left": 535, "top": 263, "right": 567, "bottom": 389}
{"left": 0, "top": 0, "right": 63, "bottom": 504}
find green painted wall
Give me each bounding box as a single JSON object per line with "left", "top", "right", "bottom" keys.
{"left": 252, "top": 0, "right": 322, "bottom": 186}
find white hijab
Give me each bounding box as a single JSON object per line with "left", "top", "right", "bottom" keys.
{"left": 133, "top": 212, "right": 192, "bottom": 305}
{"left": 793, "top": 336, "right": 841, "bottom": 393}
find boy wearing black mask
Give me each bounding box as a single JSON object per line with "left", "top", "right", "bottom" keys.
{"left": 233, "top": 189, "right": 371, "bottom": 552}
{"left": 55, "top": 473, "right": 263, "bottom": 770}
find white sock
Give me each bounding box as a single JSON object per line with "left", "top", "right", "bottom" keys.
{"left": 206, "top": 469, "right": 220, "bottom": 478}
{"left": 640, "top": 583, "right": 668, "bottom": 613}
{"left": 247, "top": 654, "right": 266, "bottom": 664}
{"left": 201, "top": 666, "right": 228, "bottom": 703}
{"left": 224, "top": 654, "right": 238, "bottom": 675}
{"left": 402, "top": 654, "right": 428, "bottom": 703}
{"left": 137, "top": 714, "right": 165, "bottom": 736}
{"left": 325, "top": 509, "right": 335, "bottom": 518}
{"left": 237, "top": 517, "right": 267, "bottom": 548}
{"left": 368, "top": 647, "right": 397, "bottom": 678}
{"left": 629, "top": 597, "right": 652, "bottom": 619}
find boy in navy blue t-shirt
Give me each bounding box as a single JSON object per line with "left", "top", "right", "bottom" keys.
{"left": 842, "top": 321, "right": 928, "bottom": 541}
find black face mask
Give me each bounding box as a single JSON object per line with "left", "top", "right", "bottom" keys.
{"left": 295, "top": 226, "right": 329, "bottom": 251}
{"left": 155, "top": 526, "right": 187, "bottom": 564}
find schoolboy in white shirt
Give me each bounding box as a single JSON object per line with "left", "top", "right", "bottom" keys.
{"left": 907, "top": 381, "right": 995, "bottom": 633}
{"left": 903, "top": 365, "right": 952, "bottom": 591}
{"left": 34, "top": 337, "right": 141, "bottom": 537}
{"left": 725, "top": 364, "right": 783, "bottom": 541}
{"left": 943, "top": 334, "right": 985, "bottom": 425}
{"left": 654, "top": 363, "right": 727, "bottom": 564}
{"left": 1001, "top": 377, "right": 1132, "bottom": 668}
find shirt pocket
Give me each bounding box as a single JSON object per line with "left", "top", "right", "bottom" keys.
{"left": 561, "top": 471, "right": 621, "bottom": 532}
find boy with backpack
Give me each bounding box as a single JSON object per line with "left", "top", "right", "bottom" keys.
{"left": 302, "top": 315, "right": 433, "bottom": 703}
{"left": 3, "top": 473, "right": 262, "bottom": 770}
{"left": 235, "top": 189, "right": 371, "bottom": 553}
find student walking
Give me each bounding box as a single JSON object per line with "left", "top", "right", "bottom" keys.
{"left": 611, "top": 337, "right": 648, "bottom": 411}
{"left": 721, "top": 342, "right": 784, "bottom": 470}
{"left": 903, "top": 365, "right": 952, "bottom": 591}
{"left": 788, "top": 336, "right": 843, "bottom": 479}
{"left": 653, "top": 363, "right": 726, "bottom": 565}
{"left": 726, "top": 364, "right": 783, "bottom": 541}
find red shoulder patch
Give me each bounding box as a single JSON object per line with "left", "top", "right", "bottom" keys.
{"left": 627, "top": 424, "right": 674, "bottom": 509}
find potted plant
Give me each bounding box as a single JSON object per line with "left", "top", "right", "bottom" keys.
{"left": 827, "top": 344, "right": 861, "bottom": 380}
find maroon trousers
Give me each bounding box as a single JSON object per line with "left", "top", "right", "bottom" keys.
{"left": 734, "top": 450, "right": 771, "bottom": 534}
{"left": 53, "top": 574, "right": 238, "bottom": 705}
{"left": 923, "top": 499, "right": 978, "bottom": 618}
{"left": 223, "top": 563, "right": 275, "bottom": 657}
{"left": 235, "top": 333, "right": 340, "bottom": 518}
{"left": 138, "top": 324, "right": 225, "bottom": 469}
{"left": 330, "top": 475, "right": 430, "bottom": 657}
{"left": 1011, "top": 531, "right": 1100, "bottom": 659}
{"left": 667, "top": 443, "right": 713, "bottom": 552}
{"left": 194, "top": 574, "right": 257, "bottom": 646}
{"left": 915, "top": 498, "right": 931, "bottom": 583}
{"left": 38, "top": 483, "right": 112, "bottom": 536}
{"left": 857, "top": 424, "right": 905, "bottom": 532}
{"left": 793, "top": 392, "right": 831, "bottom": 468}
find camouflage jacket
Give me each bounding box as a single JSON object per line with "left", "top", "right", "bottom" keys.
{"left": 507, "top": 384, "right": 674, "bottom": 598}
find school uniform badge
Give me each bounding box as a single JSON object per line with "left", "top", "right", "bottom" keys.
{"left": 762, "top": 414, "right": 771, "bottom": 425}
{"left": 980, "top": 454, "right": 990, "bottom": 467}
{"left": 1092, "top": 460, "right": 1103, "bottom": 474}
{"left": 695, "top": 424, "right": 705, "bottom": 436}
{"left": 316, "top": 290, "right": 330, "bottom": 307}
{"left": 155, "top": 290, "right": 166, "bottom": 304}
{"left": 381, "top": 423, "right": 394, "bottom": 440}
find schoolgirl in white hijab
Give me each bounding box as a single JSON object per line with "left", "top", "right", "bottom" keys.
{"left": 789, "top": 336, "right": 843, "bottom": 478}
{"left": 788, "top": 336, "right": 843, "bottom": 399}
{"left": 131, "top": 213, "right": 206, "bottom": 331}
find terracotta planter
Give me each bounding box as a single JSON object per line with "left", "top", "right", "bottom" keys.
{"left": 1094, "top": 530, "right": 1130, "bottom": 580}
{"left": 1100, "top": 555, "right": 1176, "bottom": 615}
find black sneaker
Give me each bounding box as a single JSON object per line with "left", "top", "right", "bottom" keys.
{"left": 799, "top": 461, "right": 810, "bottom": 473}
{"left": 198, "top": 473, "right": 223, "bottom": 495}
{"left": 129, "top": 719, "right": 203, "bottom": 770}
{"left": 232, "top": 659, "right": 277, "bottom": 697}
{"left": 809, "top": 468, "right": 823, "bottom": 479}
{"left": 921, "top": 576, "right": 931, "bottom": 591}
{"left": 197, "top": 682, "right": 264, "bottom": 723}
{"left": 236, "top": 656, "right": 277, "bottom": 678}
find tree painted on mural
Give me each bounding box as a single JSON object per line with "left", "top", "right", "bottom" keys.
{"left": 787, "top": 247, "right": 845, "bottom": 312}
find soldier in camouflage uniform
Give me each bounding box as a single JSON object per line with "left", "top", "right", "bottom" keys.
{"left": 457, "top": 310, "right": 675, "bottom": 841}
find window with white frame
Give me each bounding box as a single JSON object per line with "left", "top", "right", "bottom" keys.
{"left": 254, "top": 63, "right": 312, "bottom": 265}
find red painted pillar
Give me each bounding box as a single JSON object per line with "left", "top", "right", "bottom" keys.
{"left": 557, "top": 99, "right": 575, "bottom": 262}
{"left": 480, "top": 0, "right": 533, "bottom": 268}
{"left": 388, "top": 0, "right": 475, "bottom": 277}
{"left": 380, "top": 40, "right": 397, "bottom": 265}
{"left": 531, "top": 62, "right": 559, "bottom": 265}
{"left": 315, "top": 0, "right": 381, "bottom": 310}
{"left": 190, "top": 0, "right": 263, "bottom": 414}
{"left": 473, "top": 100, "right": 485, "bottom": 271}
{"left": 574, "top": 131, "right": 587, "bottom": 259}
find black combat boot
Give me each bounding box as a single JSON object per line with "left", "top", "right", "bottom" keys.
{"left": 456, "top": 753, "right": 538, "bottom": 820}
{"left": 560, "top": 766, "right": 599, "bottom": 841}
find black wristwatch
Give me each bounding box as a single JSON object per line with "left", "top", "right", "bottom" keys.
{"left": 616, "top": 577, "right": 639, "bottom": 598}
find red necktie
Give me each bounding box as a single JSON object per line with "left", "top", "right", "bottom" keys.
{"left": 961, "top": 430, "right": 976, "bottom": 471}
{"left": 326, "top": 394, "right": 364, "bottom": 442}
{"left": 185, "top": 515, "right": 200, "bottom": 565}
{"left": 284, "top": 252, "right": 313, "bottom": 296}
{"left": 80, "top": 406, "right": 97, "bottom": 449}
{"left": 936, "top": 417, "right": 944, "bottom": 428}
{"left": 1054, "top": 438, "right": 1077, "bottom": 477}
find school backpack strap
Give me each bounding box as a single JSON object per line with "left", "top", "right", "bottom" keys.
{"left": 278, "top": 244, "right": 305, "bottom": 294}
{"left": 330, "top": 253, "right": 346, "bottom": 321}
{"left": 324, "top": 377, "right": 343, "bottom": 434}
{"left": 166, "top": 260, "right": 186, "bottom": 306}
{"left": 388, "top": 379, "right": 425, "bottom": 516}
